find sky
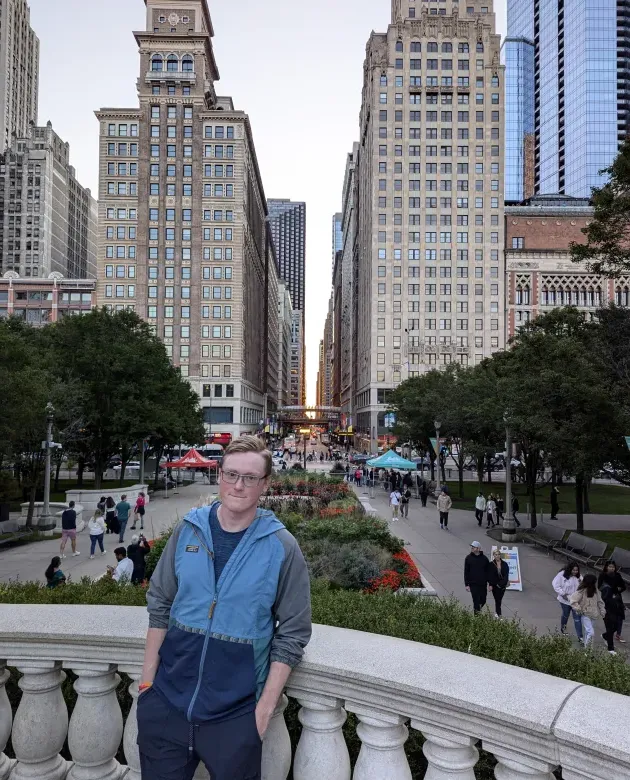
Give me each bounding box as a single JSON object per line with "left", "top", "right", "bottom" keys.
{"left": 30, "top": 0, "right": 507, "bottom": 404}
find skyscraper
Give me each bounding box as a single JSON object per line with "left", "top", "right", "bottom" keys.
{"left": 505, "top": 0, "right": 629, "bottom": 200}
{"left": 0, "top": 122, "right": 97, "bottom": 279}
{"left": 0, "top": 0, "right": 39, "bottom": 151}
{"left": 267, "top": 198, "right": 306, "bottom": 405}
{"left": 354, "top": 0, "right": 505, "bottom": 452}
{"left": 95, "top": 0, "right": 278, "bottom": 441}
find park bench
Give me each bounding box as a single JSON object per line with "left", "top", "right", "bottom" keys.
{"left": 0, "top": 528, "right": 33, "bottom": 547}
{"left": 555, "top": 533, "right": 607, "bottom": 569}
{"left": 524, "top": 523, "right": 565, "bottom": 555}
{"left": 609, "top": 547, "right": 630, "bottom": 589}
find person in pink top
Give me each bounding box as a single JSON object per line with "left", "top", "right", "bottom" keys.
{"left": 131, "top": 492, "right": 146, "bottom": 531}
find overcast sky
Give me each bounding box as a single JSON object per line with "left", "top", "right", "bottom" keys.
{"left": 30, "top": 0, "right": 507, "bottom": 403}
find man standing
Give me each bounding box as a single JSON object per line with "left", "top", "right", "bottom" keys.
{"left": 60, "top": 501, "right": 80, "bottom": 559}
{"left": 475, "top": 492, "right": 486, "bottom": 526}
{"left": 437, "top": 487, "right": 452, "bottom": 530}
{"left": 116, "top": 494, "right": 132, "bottom": 543}
{"left": 465, "top": 541, "right": 490, "bottom": 614}
{"left": 138, "top": 436, "right": 311, "bottom": 780}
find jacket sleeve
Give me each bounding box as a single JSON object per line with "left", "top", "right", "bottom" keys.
{"left": 464, "top": 556, "right": 470, "bottom": 587}
{"left": 568, "top": 590, "right": 580, "bottom": 609}
{"left": 271, "top": 531, "right": 312, "bottom": 668}
{"left": 617, "top": 574, "right": 627, "bottom": 595}
{"left": 146, "top": 524, "right": 183, "bottom": 629}
{"left": 552, "top": 572, "right": 566, "bottom": 598}
{"left": 597, "top": 595, "right": 606, "bottom": 619}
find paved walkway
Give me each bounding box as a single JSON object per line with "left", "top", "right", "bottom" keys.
{"left": 356, "top": 484, "right": 628, "bottom": 654}
{"left": 0, "top": 483, "right": 218, "bottom": 586}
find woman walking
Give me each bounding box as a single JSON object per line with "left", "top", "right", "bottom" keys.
{"left": 569, "top": 574, "right": 605, "bottom": 647}
{"left": 131, "top": 492, "right": 146, "bottom": 531}
{"left": 104, "top": 496, "right": 117, "bottom": 535}
{"left": 420, "top": 480, "right": 429, "bottom": 508}
{"left": 552, "top": 563, "right": 584, "bottom": 641}
{"left": 598, "top": 560, "right": 626, "bottom": 644}
{"left": 486, "top": 495, "right": 497, "bottom": 528}
{"left": 88, "top": 508, "right": 107, "bottom": 559}
{"left": 45, "top": 557, "right": 66, "bottom": 589}
{"left": 487, "top": 549, "right": 510, "bottom": 618}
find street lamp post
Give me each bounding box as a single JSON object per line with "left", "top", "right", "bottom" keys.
{"left": 40, "top": 402, "right": 55, "bottom": 531}
{"left": 503, "top": 413, "right": 517, "bottom": 542}
{"left": 434, "top": 420, "right": 441, "bottom": 485}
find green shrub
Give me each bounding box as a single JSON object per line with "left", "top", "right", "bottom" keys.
{"left": 145, "top": 529, "right": 173, "bottom": 579}
{"left": 300, "top": 539, "right": 391, "bottom": 591}
{"left": 298, "top": 513, "right": 404, "bottom": 554}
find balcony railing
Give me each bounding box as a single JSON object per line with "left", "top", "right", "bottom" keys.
{"left": 0, "top": 604, "right": 629, "bottom": 780}
{"left": 145, "top": 70, "right": 197, "bottom": 82}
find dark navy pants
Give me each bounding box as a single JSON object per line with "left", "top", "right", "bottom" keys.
{"left": 137, "top": 687, "right": 262, "bottom": 780}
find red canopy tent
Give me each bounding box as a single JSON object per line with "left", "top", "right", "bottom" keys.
{"left": 161, "top": 448, "right": 218, "bottom": 470}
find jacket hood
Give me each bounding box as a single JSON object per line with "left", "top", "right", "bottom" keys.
{"left": 183, "top": 502, "right": 285, "bottom": 542}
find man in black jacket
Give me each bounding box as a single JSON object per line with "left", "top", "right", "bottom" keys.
{"left": 464, "top": 541, "right": 490, "bottom": 614}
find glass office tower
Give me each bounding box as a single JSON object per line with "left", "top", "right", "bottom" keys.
{"left": 505, "top": 0, "right": 629, "bottom": 200}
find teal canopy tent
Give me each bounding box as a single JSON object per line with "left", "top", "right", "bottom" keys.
{"left": 367, "top": 450, "right": 417, "bottom": 470}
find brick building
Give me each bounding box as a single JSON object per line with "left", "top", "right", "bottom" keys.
{"left": 0, "top": 271, "right": 95, "bottom": 323}
{"left": 505, "top": 194, "right": 630, "bottom": 338}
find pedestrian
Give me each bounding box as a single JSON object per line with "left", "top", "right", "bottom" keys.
{"left": 138, "top": 436, "right": 311, "bottom": 779}
{"left": 475, "top": 491, "right": 486, "bottom": 526}
{"left": 570, "top": 574, "right": 605, "bottom": 647}
{"left": 401, "top": 487, "right": 412, "bottom": 519}
{"left": 600, "top": 576, "right": 625, "bottom": 656}
{"left": 552, "top": 563, "right": 584, "bottom": 641}
{"left": 369, "top": 468, "right": 374, "bottom": 487}
{"left": 107, "top": 547, "right": 134, "bottom": 583}
{"left": 127, "top": 534, "right": 151, "bottom": 584}
{"left": 390, "top": 488, "right": 402, "bottom": 521}
{"left": 437, "top": 486, "right": 452, "bottom": 530}
{"left": 420, "top": 480, "right": 429, "bottom": 507}
{"left": 464, "top": 542, "right": 490, "bottom": 614}
{"left": 60, "top": 501, "right": 80, "bottom": 559}
{"left": 511, "top": 495, "right": 521, "bottom": 527}
{"left": 131, "top": 492, "right": 146, "bottom": 530}
{"left": 105, "top": 496, "right": 117, "bottom": 535}
{"left": 116, "top": 494, "right": 132, "bottom": 543}
{"left": 355, "top": 468, "right": 362, "bottom": 486}
{"left": 97, "top": 495, "right": 107, "bottom": 515}
{"left": 550, "top": 486, "right": 560, "bottom": 520}
{"left": 486, "top": 495, "right": 497, "bottom": 528}
{"left": 45, "top": 556, "right": 66, "bottom": 589}
{"left": 487, "top": 549, "right": 510, "bottom": 618}
{"left": 598, "top": 560, "right": 626, "bottom": 644}
{"left": 88, "top": 508, "right": 107, "bottom": 558}
{"left": 402, "top": 472, "right": 413, "bottom": 491}
{"left": 496, "top": 495, "right": 504, "bottom": 523}
{"left": 345, "top": 464, "right": 350, "bottom": 482}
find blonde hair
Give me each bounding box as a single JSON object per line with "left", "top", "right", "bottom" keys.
{"left": 223, "top": 436, "right": 272, "bottom": 477}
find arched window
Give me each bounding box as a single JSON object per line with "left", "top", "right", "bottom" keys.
{"left": 151, "top": 55, "right": 163, "bottom": 72}
{"left": 182, "top": 55, "right": 194, "bottom": 72}
{"left": 476, "top": 42, "right": 484, "bottom": 53}
{"left": 167, "top": 55, "right": 178, "bottom": 72}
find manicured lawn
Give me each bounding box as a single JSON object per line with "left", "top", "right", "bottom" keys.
{"left": 584, "top": 531, "right": 630, "bottom": 554}
{"left": 441, "top": 480, "right": 630, "bottom": 515}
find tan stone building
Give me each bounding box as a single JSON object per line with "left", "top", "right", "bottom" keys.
{"left": 0, "top": 0, "right": 39, "bottom": 151}
{"left": 505, "top": 194, "right": 630, "bottom": 337}
{"left": 354, "top": 0, "right": 505, "bottom": 451}
{"left": 95, "top": 0, "right": 278, "bottom": 442}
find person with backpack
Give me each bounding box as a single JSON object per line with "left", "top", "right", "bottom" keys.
{"left": 389, "top": 488, "right": 402, "bottom": 521}
{"left": 400, "top": 487, "right": 412, "bottom": 519}
{"left": 487, "top": 549, "right": 510, "bottom": 618}
{"left": 570, "top": 574, "right": 605, "bottom": 647}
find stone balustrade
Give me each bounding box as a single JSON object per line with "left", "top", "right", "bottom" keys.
{"left": 0, "top": 604, "right": 629, "bottom": 780}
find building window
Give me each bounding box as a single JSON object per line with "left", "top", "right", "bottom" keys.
{"left": 151, "top": 55, "right": 163, "bottom": 72}
{"left": 512, "top": 237, "right": 524, "bottom": 249}
{"left": 182, "top": 55, "right": 194, "bottom": 72}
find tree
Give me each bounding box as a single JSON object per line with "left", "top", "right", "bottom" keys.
{"left": 571, "top": 138, "right": 630, "bottom": 276}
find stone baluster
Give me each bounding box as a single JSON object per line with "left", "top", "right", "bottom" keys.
{"left": 347, "top": 704, "right": 411, "bottom": 780}
{"left": 290, "top": 691, "right": 350, "bottom": 780}
{"left": 262, "top": 694, "right": 292, "bottom": 780}
{"left": 121, "top": 671, "right": 142, "bottom": 780}
{"left": 0, "top": 662, "right": 15, "bottom": 780}
{"left": 412, "top": 721, "right": 478, "bottom": 779}
{"left": 487, "top": 744, "right": 557, "bottom": 780}
{"left": 67, "top": 664, "right": 124, "bottom": 780}
{"left": 10, "top": 660, "right": 68, "bottom": 780}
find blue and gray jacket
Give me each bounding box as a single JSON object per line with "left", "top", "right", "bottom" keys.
{"left": 146, "top": 503, "right": 312, "bottom": 723}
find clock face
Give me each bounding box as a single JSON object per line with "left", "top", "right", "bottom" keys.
{"left": 168, "top": 12, "right": 180, "bottom": 25}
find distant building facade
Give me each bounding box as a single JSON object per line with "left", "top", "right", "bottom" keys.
{"left": 0, "top": 271, "right": 95, "bottom": 324}
{"left": 0, "top": 122, "right": 97, "bottom": 279}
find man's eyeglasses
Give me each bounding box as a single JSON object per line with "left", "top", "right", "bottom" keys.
{"left": 221, "top": 470, "right": 265, "bottom": 488}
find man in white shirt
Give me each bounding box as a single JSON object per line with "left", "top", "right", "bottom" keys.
{"left": 475, "top": 492, "right": 486, "bottom": 527}
{"left": 389, "top": 490, "right": 401, "bottom": 521}
{"left": 108, "top": 547, "right": 134, "bottom": 583}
